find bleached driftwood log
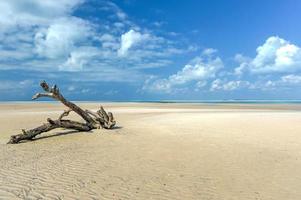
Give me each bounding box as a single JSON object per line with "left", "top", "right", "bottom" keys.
{"left": 7, "top": 81, "right": 116, "bottom": 144}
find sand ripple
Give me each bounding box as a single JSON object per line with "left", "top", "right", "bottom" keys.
{"left": 1, "top": 103, "right": 301, "bottom": 199}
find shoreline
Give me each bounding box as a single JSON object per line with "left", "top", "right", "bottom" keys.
{"left": 2, "top": 102, "right": 301, "bottom": 112}
{"left": 2, "top": 99, "right": 301, "bottom": 104}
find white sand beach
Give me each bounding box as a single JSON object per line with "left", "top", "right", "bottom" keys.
{"left": 1, "top": 103, "right": 301, "bottom": 199}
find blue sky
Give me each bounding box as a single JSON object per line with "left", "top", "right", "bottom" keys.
{"left": 0, "top": 0, "right": 301, "bottom": 101}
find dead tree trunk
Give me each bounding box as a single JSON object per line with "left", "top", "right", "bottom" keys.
{"left": 7, "top": 81, "right": 116, "bottom": 144}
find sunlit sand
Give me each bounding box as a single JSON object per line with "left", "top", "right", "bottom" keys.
{"left": 1, "top": 103, "right": 301, "bottom": 199}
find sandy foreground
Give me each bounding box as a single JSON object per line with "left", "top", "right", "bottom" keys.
{"left": 1, "top": 103, "right": 301, "bottom": 200}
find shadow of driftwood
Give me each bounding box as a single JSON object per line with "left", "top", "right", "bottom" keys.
{"left": 18, "top": 126, "right": 123, "bottom": 143}
{"left": 34, "top": 130, "right": 85, "bottom": 141}
{"left": 16, "top": 130, "right": 83, "bottom": 144}
{"left": 110, "top": 126, "right": 123, "bottom": 130}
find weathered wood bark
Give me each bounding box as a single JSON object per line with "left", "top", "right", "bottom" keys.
{"left": 7, "top": 119, "right": 90, "bottom": 144}
{"left": 7, "top": 81, "right": 116, "bottom": 144}
{"left": 32, "top": 81, "right": 96, "bottom": 127}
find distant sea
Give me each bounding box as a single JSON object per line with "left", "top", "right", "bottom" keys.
{"left": 1, "top": 100, "right": 301, "bottom": 104}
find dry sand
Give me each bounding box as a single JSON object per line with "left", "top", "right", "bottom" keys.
{"left": 1, "top": 102, "right": 301, "bottom": 199}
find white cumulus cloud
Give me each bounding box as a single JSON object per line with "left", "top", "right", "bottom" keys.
{"left": 210, "top": 79, "right": 250, "bottom": 91}
{"left": 118, "top": 29, "right": 149, "bottom": 56}
{"left": 59, "top": 47, "right": 98, "bottom": 71}
{"left": 34, "top": 17, "right": 92, "bottom": 59}
{"left": 0, "top": 0, "right": 83, "bottom": 29}
{"left": 143, "top": 49, "right": 223, "bottom": 93}
{"left": 235, "top": 36, "right": 301, "bottom": 74}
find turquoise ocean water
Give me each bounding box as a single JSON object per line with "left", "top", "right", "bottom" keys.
{"left": 1, "top": 100, "right": 301, "bottom": 104}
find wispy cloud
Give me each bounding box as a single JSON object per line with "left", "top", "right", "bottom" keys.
{"left": 0, "top": 79, "right": 34, "bottom": 91}
{"left": 210, "top": 79, "right": 250, "bottom": 91}
{"left": 0, "top": 0, "right": 191, "bottom": 82}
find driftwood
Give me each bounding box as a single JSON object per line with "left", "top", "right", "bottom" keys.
{"left": 7, "top": 81, "right": 116, "bottom": 144}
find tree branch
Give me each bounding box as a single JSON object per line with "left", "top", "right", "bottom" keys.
{"left": 7, "top": 119, "right": 91, "bottom": 144}
{"left": 32, "top": 81, "right": 96, "bottom": 127}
